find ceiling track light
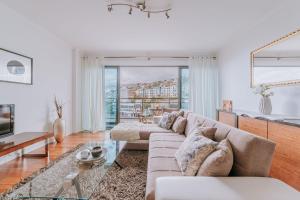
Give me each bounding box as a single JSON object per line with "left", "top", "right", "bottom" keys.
{"left": 108, "top": 5, "right": 113, "bottom": 12}
{"left": 137, "top": 2, "right": 146, "bottom": 11}
{"left": 165, "top": 11, "right": 170, "bottom": 19}
{"left": 129, "top": 6, "right": 132, "bottom": 15}
{"left": 107, "top": 0, "right": 171, "bottom": 19}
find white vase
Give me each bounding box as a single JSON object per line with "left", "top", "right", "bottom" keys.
{"left": 259, "top": 96, "right": 272, "bottom": 115}
{"left": 53, "top": 118, "right": 65, "bottom": 143}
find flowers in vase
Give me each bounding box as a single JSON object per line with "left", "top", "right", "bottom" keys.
{"left": 253, "top": 84, "right": 274, "bottom": 97}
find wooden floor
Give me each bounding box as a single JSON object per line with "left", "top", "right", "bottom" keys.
{"left": 0, "top": 132, "right": 104, "bottom": 193}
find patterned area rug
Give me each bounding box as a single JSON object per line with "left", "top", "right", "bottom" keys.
{"left": 1, "top": 146, "right": 148, "bottom": 200}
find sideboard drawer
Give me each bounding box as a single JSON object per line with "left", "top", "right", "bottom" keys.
{"left": 268, "top": 122, "right": 300, "bottom": 191}
{"left": 238, "top": 116, "right": 268, "bottom": 138}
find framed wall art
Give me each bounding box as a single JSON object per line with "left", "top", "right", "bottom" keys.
{"left": 0, "top": 48, "right": 33, "bottom": 85}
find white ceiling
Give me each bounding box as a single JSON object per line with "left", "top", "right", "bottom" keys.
{"left": 0, "top": 0, "right": 286, "bottom": 56}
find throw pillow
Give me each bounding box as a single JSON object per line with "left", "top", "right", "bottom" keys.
{"left": 197, "top": 139, "right": 234, "bottom": 176}
{"left": 177, "top": 110, "right": 185, "bottom": 117}
{"left": 189, "top": 126, "right": 217, "bottom": 140}
{"left": 172, "top": 116, "right": 187, "bottom": 134}
{"left": 175, "top": 132, "right": 217, "bottom": 176}
{"left": 158, "top": 112, "right": 177, "bottom": 129}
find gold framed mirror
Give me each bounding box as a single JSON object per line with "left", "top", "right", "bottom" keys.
{"left": 251, "top": 29, "right": 300, "bottom": 88}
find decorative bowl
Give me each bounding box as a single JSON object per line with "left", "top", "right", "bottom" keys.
{"left": 91, "top": 146, "right": 102, "bottom": 158}
{"left": 80, "top": 149, "right": 90, "bottom": 160}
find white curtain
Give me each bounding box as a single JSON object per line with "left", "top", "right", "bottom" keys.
{"left": 81, "top": 57, "right": 106, "bottom": 132}
{"left": 189, "top": 56, "right": 219, "bottom": 119}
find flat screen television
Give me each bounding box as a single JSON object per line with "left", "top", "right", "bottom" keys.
{"left": 0, "top": 104, "right": 14, "bottom": 138}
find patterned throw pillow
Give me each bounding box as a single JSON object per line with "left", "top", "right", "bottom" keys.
{"left": 197, "top": 139, "right": 233, "bottom": 176}
{"left": 172, "top": 116, "right": 187, "bottom": 134}
{"left": 177, "top": 110, "right": 185, "bottom": 117}
{"left": 175, "top": 131, "right": 217, "bottom": 176}
{"left": 158, "top": 112, "right": 177, "bottom": 129}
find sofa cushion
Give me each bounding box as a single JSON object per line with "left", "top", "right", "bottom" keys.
{"left": 214, "top": 122, "right": 232, "bottom": 142}
{"left": 177, "top": 110, "right": 185, "bottom": 117}
{"left": 139, "top": 129, "right": 172, "bottom": 140}
{"left": 158, "top": 112, "right": 177, "bottom": 129}
{"left": 171, "top": 116, "right": 187, "bottom": 134}
{"left": 147, "top": 132, "right": 184, "bottom": 200}
{"left": 189, "top": 126, "right": 217, "bottom": 140}
{"left": 202, "top": 118, "right": 217, "bottom": 127}
{"left": 150, "top": 140, "right": 183, "bottom": 149}
{"left": 184, "top": 113, "right": 206, "bottom": 136}
{"left": 175, "top": 133, "right": 217, "bottom": 176}
{"left": 149, "top": 147, "right": 177, "bottom": 158}
{"left": 180, "top": 109, "right": 191, "bottom": 118}
{"left": 150, "top": 133, "right": 186, "bottom": 142}
{"left": 111, "top": 122, "right": 173, "bottom": 141}
{"left": 197, "top": 139, "right": 233, "bottom": 176}
{"left": 148, "top": 157, "right": 181, "bottom": 172}
{"left": 227, "top": 128, "right": 275, "bottom": 176}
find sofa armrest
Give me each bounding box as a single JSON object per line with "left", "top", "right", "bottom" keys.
{"left": 155, "top": 177, "right": 299, "bottom": 200}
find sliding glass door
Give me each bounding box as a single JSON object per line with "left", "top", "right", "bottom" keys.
{"left": 104, "top": 66, "right": 189, "bottom": 129}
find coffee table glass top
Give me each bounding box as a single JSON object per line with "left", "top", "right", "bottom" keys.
{"left": 8, "top": 140, "right": 123, "bottom": 200}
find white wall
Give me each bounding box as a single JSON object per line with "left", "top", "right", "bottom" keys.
{"left": 0, "top": 3, "right": 73, "bottom": 162}
{"left": 218, "top": 3, "right": 300, "bottom": 117}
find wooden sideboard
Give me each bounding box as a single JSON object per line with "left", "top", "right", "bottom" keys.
{"left": 217, "top": 110, "right": 300, "bottom": 191}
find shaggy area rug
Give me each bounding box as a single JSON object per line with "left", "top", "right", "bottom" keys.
{"left": 1, "top": 146, "right": 148, "bottom": 200}
{"left": 91, "top": 150, "right": 148, "bottom": 200}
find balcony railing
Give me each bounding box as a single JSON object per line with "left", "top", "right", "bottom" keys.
{"left": 105, "top": 97, "right": 189, "bottom": 128}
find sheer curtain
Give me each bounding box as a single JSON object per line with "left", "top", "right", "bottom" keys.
{"left": 81, "top": 57, "right": 106, "bottom": 132}
{"left": 189, "top": 56, "right": 219, "bottom": 119}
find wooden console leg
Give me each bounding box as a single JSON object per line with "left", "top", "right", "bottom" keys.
{"left": 23, "top": 139, "right": 49, "bottom": 158}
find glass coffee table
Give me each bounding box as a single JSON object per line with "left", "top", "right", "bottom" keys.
{"left": 7, "top": 140, "right": 124, "bottom": 200}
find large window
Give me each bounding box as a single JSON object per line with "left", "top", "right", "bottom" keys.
{"left": 105, "top": 66, "right": 189, "bottom": 129}
{"left": 180, "top": 67, "right": 189, "bottom": 109}
{"left": 104, "top": 67, "right": 118, "bottom": 129}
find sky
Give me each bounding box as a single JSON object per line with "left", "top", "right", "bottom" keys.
{"left": 120, "top": 66, "right": 178, "bottom": 85}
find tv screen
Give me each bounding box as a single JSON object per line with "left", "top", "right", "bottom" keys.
{"left": 0, "top": 104, "right": 14, "bottom": 138}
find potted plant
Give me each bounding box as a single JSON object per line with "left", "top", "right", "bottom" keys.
{"left": 253, "top": 84, "right": 274, "bottom": 115}
{"left": 53, "top": 96, "right": 65, "bottom": 143}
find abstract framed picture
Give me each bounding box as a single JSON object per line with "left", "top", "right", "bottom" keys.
{"left": 0, "top": 48, "right": 33, "bottom": 85}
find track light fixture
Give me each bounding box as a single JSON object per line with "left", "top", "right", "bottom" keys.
{"left": 108, "top": 5, "right": 112, "bottom": 12}
{"left": 165, "top": 11, "right": 170, "bottom": 19}
{"left": 107, "top": 0, "right": 172, "bottom": 19}
{"left": 137, "top": 2, "right": 146, "bottom": 11}
{"left": 129, "top": 6, "right": 133, "bottom": 15}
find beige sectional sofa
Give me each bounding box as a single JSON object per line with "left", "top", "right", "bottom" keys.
{"left": 110, "top": 110, "right": 277, "bottom": 200}
{"left": 145, "top": 111, "right": 276, "bottom": 200}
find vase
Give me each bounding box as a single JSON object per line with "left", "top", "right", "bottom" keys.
{"left": 259, "top": 96, "right": 272, "bottom": 115}
{"left": 53, "top": 118, "right": 65, "bottom": 143}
